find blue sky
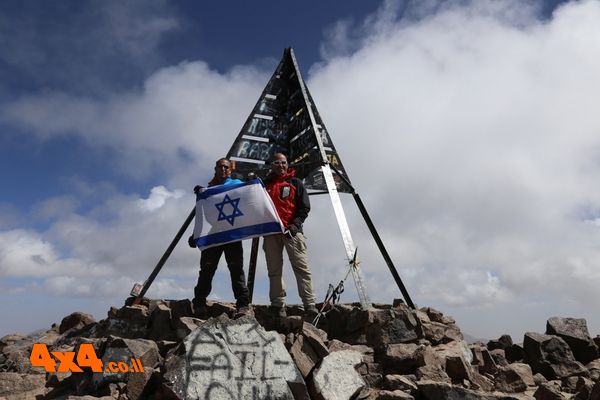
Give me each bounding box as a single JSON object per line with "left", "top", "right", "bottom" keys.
{"left": 2, "top": 0, "right": 600, "bottom": 341}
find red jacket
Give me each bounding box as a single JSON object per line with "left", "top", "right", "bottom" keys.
{"left": 264, "top": 169, "right": 310, "bottom": 231}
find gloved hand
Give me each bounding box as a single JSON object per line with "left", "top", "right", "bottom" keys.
{"left": 193, "top": 185, "right": 203, "bottom": 195}
{"left": 287, "top": 224, "right": 299, "bottom": 238}
{"left": 188, "top": 235, "right": 197, "bottom": 248}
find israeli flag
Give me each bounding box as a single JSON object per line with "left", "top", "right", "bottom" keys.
{"left": 192, "top": 178, "right": 284, "bottom": 250}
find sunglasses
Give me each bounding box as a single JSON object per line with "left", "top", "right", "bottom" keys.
{"left": 272, "top": 160, "right": 288, "bottom": 166}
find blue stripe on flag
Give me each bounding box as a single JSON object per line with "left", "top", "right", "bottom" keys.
{"left": 197, "top": 178, "right": 264, "bottom": 200}
{"left": 195, "top": 221, "right": 282, "bottom": 248}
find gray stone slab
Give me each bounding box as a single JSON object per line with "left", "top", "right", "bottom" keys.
{"left": 164, "top": 315, "right": 307, "bottom": 400}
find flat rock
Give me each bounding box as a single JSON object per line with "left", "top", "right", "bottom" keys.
{"left": 383, "top": 375, "right": 417, "bottom": 392}
{"left": 494, "top": 363, "right": 535, "bottom": 393}
{"left": 164, "top": 315, "right": 306, "bottom": 400}
{"left": 312, "top": 350, "right": 365, "bottom": 400}
{"left": 416, "top": 364, "right": 451, "bottom": 383}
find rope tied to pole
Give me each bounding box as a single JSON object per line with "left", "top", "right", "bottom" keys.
{"left": 312, "top": 248, "right": 359, "bottom": 326}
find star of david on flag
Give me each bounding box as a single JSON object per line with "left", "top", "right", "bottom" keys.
{"left": 192, "top": 178, "right": 284, "bottom": 250}
{"left": 215, "top": 194, "right": 243, "bottom": 226}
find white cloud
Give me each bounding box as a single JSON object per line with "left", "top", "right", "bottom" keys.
{"left": 32, "top": 195, "right": 80, "bottom": 220}
{"left": 1, "top": 61, "right": 267, "bottom": 181}
{"left": 138, "top": 186, "right": 185, "bottom": 212}
{"left": 306, "top": 0, "right": 600, "bottom": 337}
{"left": 0, "top": 1, "right": 179, "bottom": 93}
{"left": 3, "top": 0, "right": 600, "bottom": 339}
{"left": 0, "top": 229, "right": 114, "bottom": 278}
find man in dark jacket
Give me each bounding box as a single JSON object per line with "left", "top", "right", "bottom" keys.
{"left": 263, "top": 153, "right": 317, "bottom": 318}
{"left": 189, "top": 158, "right": 251, "bottom": 317}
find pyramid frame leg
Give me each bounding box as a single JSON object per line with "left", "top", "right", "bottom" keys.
{"left": 246, "top": 237, "right": 260, "bottom": 302}
{"left": 352, "top": 192, "right": 415, "bottom": 309}
{"left": 321, "top": 164, "right": 372, "bottom": 309}
{"left": 132, "top": 207, "right": 196, "bottom": 305}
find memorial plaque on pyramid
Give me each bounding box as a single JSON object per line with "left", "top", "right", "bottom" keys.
{"left": 226, "top": 48, "right": 352, "bottom": 193}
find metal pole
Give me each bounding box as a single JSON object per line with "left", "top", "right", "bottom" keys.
{"left": 320, "top": 165, "right": 371, "bottom": 309}
{"left": 247, "top": 237, "right": 260, "bottom": 302}
{"left": 132, "top": 207, "right": 196, "bottom": 305}
{"left": 288, "top": 48, "right": 371, "bottom": 309}
{"left": 352, "top": 193, "right": 416, "bottom": 309}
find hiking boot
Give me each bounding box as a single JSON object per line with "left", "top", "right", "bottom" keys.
{"left": 270, "top": 305, "right": 287, "bottom": 318}
{"left": 234, "top": 305, "right": 254, "bottom": 318}
{"left": 193, "top": 298, "right": 207, "bottom": 318}
{"left": 304, "top": 304, "right": 319, "bottom": 322}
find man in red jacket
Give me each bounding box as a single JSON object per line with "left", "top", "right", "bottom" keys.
{"left": 263, "top": 153, "right": 317, "bottom": 318}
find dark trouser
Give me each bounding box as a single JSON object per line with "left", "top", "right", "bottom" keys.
{"left": 193, "top": 241, "right": 250, "bottom": 308}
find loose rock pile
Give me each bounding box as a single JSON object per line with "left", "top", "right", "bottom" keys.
{"left": 1, "top": 299, "right": 599, "bottom": 400}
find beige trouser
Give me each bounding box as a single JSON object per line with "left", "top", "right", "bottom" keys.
{"left": 263, "top": 232, "right": 316, "bottom": 308}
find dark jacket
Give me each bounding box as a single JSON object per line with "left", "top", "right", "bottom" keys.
{"left": 264, "top": 169, "right": 310, "bottom": 231}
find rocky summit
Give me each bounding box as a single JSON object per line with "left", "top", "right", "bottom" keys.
{"left": 1, "top": 300, "right": 600, "bottom": 400}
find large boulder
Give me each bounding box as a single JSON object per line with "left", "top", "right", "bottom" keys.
{"left": 533, "top": 382, "right": 567, "bottom": 400}
{"left": 164, "top": 315, "right": 307, "bottom": 400}
{"left": 59, "top": 312, "right": 96, "bottom": 334}
{"left": 311, "top": 350, "right": 365, "bottom": 400}
{"left": 168, "top": 299, "right": 194, "bottom": 323}
{"left": 420, "top": 308, "right": 456, "bottom": 326}
{"left": 470, "top": 343, "right": 498, "bottom": 375}
{"left": 505, "top": 344, "right": 526, "bottom": 363}
{"left": 494, "top": 363, "right": 535, "bottom": 393}
{"left": 416, "top": 365, "right": 451, "bottom": 383}
{"left": 383, "top": 344, "right": 441, "bottom": 375}
{"left": 0, "top": 334, "right": 47, "bottom": 374}
{"left": 420, "top": 321, "right": 462, "bottom": 345}
{"left": 92, "top": 337, "right": 160, "bottom": 388}
{"left": 289, "top": 334, "right": 320, "bottom": 378}
{"left": 126, "top": 367, "right": 155, "bottom": 400}
{"left": 523, "top": 332, "right": 586, "bottom": 379}
{"left": 97, "top": 305, "right": 150, "bottom": 339}
{"left": 434, "top": 340, "right": 475, "bottom": 382}
{"left": 289, "top": 322, "right": 330, "bottom": 378}
{"left": 367, "top": 307, "right": 420, "bottom": 350}
{"left": 487, "top": 335, "right": 513, "bottom": 351}
{"left": 546, "top": 317, "right": 599, "bottom": 364}
{"left": 148, "top": 303, "right": 177, "bottom": 342}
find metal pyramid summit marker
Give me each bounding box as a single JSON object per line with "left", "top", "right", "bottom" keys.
{"left": 130, "top": 48, "right": 414, "bottom": 310}
{"left": 226, "top": 48, "right": 415, "bottom": 310}
{"left": 226, "top": 48, "right": 351, "bottom": 193}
